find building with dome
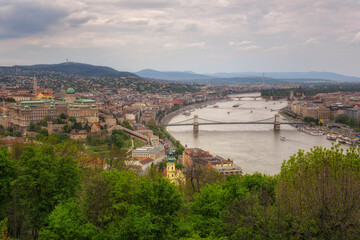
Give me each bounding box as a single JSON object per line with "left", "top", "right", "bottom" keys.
{"left": 8, "top": 88, "right": 99, "bottom": 133}
{"left": 65, "top": 88, "right": 76, "bottom": 103}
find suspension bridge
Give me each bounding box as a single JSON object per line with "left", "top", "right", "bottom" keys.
{"left": 163, "top": 114, "right": 306, "bottom": 132}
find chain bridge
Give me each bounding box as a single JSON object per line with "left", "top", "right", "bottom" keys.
{"left": 164, "top": 114, "right": 306, "bottom": 132}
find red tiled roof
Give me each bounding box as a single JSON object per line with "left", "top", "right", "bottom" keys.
{"left": 138, "top": 158, "right": 153, "bottom": 165}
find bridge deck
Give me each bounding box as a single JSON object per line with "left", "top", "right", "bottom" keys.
{"left": 165, "top": 122, "right": 306, "bottom": 126}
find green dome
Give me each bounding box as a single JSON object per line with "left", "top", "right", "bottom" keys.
{"left": 66, "top": 88, "right": 75, "bottom": 94}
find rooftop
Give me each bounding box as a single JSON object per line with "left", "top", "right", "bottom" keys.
{"left": 132, "top": 147, "right": 164, "bottom": 154}
{"left": 66, "top": 88, "right": 75, "bottom": 94}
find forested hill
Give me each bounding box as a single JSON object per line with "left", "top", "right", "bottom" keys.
{"left": 136, "top": 69, "right": 212, "bottom": 81}
{"left": 0, "top": 62, "right": 138, "bottom": 78}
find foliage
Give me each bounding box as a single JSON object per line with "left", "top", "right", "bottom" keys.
{"left": 276, "top": 145, "right": 360, "bottom": 239}
{"left": 120, "top": 120, "right": 133, "bottom": 130}
{"left": 68, "top": 116, "right": 76, "bottom": 123}
{"left": 39, "top": 201, "right": 98, "bottom": 240}
{"left": 0, "top": 147, "right": 15, "bottom": 217}
{"left": 2, "top": 141, "right": 360, "bottom": 239}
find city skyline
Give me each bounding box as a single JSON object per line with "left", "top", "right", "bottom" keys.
{"left": 0, "top": 0, "right": 359, "bottom": 76}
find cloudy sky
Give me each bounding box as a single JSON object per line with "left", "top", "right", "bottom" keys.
{"left": 0, "top": 0, "right": 359, "bottom": 75}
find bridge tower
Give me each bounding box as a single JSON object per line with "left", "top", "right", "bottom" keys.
{"left": 193, "top": 115, "right": 199, "bottom": 132}
{"left": 274, "top": 114, "right": 280, "bottom": 131}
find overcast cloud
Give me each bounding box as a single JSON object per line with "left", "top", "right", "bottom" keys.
{"left": 0, "top": 0, "right": 359, "bottom": 75}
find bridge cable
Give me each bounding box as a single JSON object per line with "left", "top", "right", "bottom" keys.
{"left": 169, "top": 118, "right": 194, "bottom": 125}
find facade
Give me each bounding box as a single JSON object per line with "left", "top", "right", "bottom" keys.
{"left": 8, "top": 88, "right": 99, "bottom": 133}
{"left": 213, "top": 165, "right": 243, "bottom": 176}
{"left": 8, "top": 100, "right": 58, "bottom": 132}
{"left": 163, "top": 149, "right": 185, "bottom": 185}
{"left": 346, "top": 107, "right": 360, "bottom": 126}
{"left": 132, "top": 146, "right": 165, "bottom": 164}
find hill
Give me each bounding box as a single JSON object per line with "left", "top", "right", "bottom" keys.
{"left": 4, "top": 62, "right": 137, "bottom": 78}
{"left": 208, "top": 71, "right": 360, "bottom": 82}
{"left": 136, "top": 69, "right": 212, "bottom": 81}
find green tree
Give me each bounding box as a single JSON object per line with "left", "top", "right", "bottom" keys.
{"left": 39, "top": 201, "right": 98, "bottom": 240}
{"left": 60, "top": 113, "right": 67, "bottom": 119}
{"left": 68, "top": 116, "right": 76, "bottom": 123}
{"left": 0, "top": 147, "right": 16, "bottom": 218}
{"left": 63, "top": 124, "right": 72, "bottom": 133}
{"left": 276, "top": 145, "right": 360, "bottom": 239}
{"left": 13, "top": 145, "right": 81, "bottom": 239}
{"left": 189, "top": 184, "right": 227, "bottom": 237}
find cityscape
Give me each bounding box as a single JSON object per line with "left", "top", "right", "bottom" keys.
{"left": 1, "top": 0, "right": 360, "bottom": 239}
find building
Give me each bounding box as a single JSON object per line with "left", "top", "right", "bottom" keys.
{"left": 8, "top": 88, "right": 99, "bottom": 133}
{"left": 132, "top": 146, "right": 165, "bottom": 164}
{"left": 68, "top": 99, "right": 99, "bottom": 123}
{"left": 212, "top": 165, "right": 243, "bottom": 176}
{"left": 163, "top": 148, "right": 184, "bottom": 185}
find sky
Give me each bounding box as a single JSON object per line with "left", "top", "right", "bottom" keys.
{"left": 0, "top": 0, "right": 359, "bottom": 76}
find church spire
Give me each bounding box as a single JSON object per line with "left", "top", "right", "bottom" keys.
{"left": 33, "top": 75, "right": 38, "bottom": 96}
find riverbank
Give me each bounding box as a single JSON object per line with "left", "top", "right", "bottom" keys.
{"left": 160, "top": 99, "right": 222, "bottom": 125}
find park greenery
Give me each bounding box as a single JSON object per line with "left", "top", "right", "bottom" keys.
{"left": 1, "top": 143, "right": 360, "bottom": 239}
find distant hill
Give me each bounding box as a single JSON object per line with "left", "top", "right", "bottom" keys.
{"left": 3, "top": 62, "right": 137, "bottom": 78}
{"left": 136, "top": 69, "right": 212, "bottom": 81}
{"left": 208, "top": 72, "right": 360, "bottom": 82}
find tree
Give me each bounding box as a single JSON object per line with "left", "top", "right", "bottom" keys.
{"left": 68, "top": 116, "right": 76, "bottom": 123}
{"left": 63, "top": 125, "right": 72, "bottom": 133}
{"left": 276, "top": 145, "right": 360, "bottom": 239}
{"left": 12, "top": 145, "right": 81, "bottom": 239}
{"left": 189, "top": 184, "right": 227, "bottom": 237}
{"left": 60, "top": 113, "right": 67, "bottom": 119}
{"left": 39, "top": 201, "right": 98, "bottom": 240}
{"left": 0, "top": 147, "right": 16, "bottom": 218}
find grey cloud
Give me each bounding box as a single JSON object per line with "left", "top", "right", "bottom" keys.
{"left": 66, "top": 15, "right": 96, "bottom": 28}
{"left": 0, "top": 1, "right": 69, "bottom": 39}
{"left": 184, "top": 23, "right": 198, "bottom": 32}
{"left": 115, "top": 0, "right": 178, "bottom": 9}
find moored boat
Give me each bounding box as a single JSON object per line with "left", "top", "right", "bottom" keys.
{"left": 233, "top": 104, "right": 239, "bottom": 107}
{"left": 326, "top": 134, "right": 337, "bottom": 141}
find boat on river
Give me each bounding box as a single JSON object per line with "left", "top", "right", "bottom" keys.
{"left": 183, "top": 110, "right": 191, "bottom": 116}
{"left": 326, "top": 133, "right": 337, "bottom": 141}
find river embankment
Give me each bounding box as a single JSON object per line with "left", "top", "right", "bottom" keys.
{"left": 160, "top": 99, "right": 222, "bottom": 125}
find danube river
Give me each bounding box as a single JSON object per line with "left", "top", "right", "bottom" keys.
{"left": 167, "top": 93, "right": 348, "bottom": 175}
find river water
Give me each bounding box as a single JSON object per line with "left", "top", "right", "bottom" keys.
{"left": 167, "top": 93, "right": 348, "bottom": 175}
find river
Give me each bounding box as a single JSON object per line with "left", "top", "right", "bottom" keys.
{"left": 167, "top": 93, "right": 348, "bottom": 175}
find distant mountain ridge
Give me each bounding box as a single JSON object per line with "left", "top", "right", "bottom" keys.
{"left": 2, "top": 62, "right": 137, "bottom": 78}
{"left": 207, "top": 72, "right": 360, "bottom": 81}
{"left": 136, "top": 69, "right": 212, "bottom": 80}
{"left": 136, "top": 69, "right": 360, "bottom": 84}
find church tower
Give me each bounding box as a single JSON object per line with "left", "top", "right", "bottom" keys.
{"left": 167, "top": 148, "right": 176, "bottom": 182}
{"left": 33, "top": 75, "right": 38, "bottom": 96}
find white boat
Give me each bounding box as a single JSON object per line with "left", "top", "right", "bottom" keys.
{"left": 326, "top": 134, "right": 337, "bottom": 141}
